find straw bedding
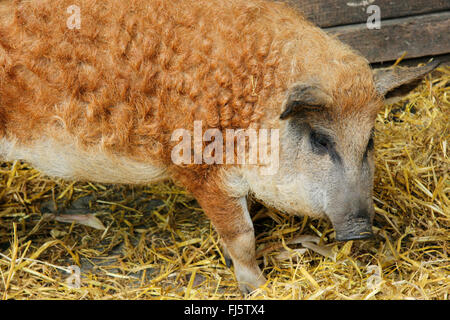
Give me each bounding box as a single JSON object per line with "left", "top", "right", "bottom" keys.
{"left": 0, "top": 65, "right": 448, "bottom": 300}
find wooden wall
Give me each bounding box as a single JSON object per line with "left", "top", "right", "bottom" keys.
{"left": 279, "top": 0, "right": 450, "bottom": 63}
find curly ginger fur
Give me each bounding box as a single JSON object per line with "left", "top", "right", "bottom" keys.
{"left": 0, "top": 0, "right": 378, "bottom": 166}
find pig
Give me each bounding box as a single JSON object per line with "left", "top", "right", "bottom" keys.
{"left": 0, "top": 0, "right": 439, "bottom": 293}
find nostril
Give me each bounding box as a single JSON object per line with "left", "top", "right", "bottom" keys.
{"left": 336, "top": 231, "right": 373, "bottom": 242}
{"left": 354, "top": 209, "right": 368, "bottom": 220}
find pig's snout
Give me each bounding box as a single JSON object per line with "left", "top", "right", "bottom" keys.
{"left": 335, "top": 228, "right": 373, "bottom": 241}
{"left": 333, "top": 209, "right": 374, "bottom": 242}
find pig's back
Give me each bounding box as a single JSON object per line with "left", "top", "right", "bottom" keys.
{"left": 0, "top": 0, "right": 297, "bottom": 164}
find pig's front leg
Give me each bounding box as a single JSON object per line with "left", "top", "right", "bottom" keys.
{"left": 202, "top": 193, "right": 266, "bottom": 294}
{"left": 179, "top": 175, "right": 266, "bottom": 294}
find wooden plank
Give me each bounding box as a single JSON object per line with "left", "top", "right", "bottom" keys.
{"left": 371, "top": 53, "right": 450, "bottom": 68}
{"left": 324, "top": 12, "right": 450, "bottom": 63}
{"left": 279, "top": 0, "right": 450, "bottom": 28}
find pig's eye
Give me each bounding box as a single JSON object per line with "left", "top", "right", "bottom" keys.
{"left": 310, "top": 130, "right": 332, "bottom": 155}
{"left": 367, "top": 128, "right": 375, "bottom": 150}
{"left": 363, "top": 130, "right": 375, "bottom": 162}
{"left": 367, "top": 136, "right": 374, "bottom": 151}
{"left": 365, "top": 129, "right": 375, "bottom": 153}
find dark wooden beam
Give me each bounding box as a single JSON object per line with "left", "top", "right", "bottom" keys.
{"left": 324, "top": 12, "right": 450, "bottom": 63}
{"left": 280, "top": 0, "right": 450, "bottom": 28}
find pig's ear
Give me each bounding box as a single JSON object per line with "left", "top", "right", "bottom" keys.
{"left": 280, "top": 83, "right": 332, "bottom": 120}
{"left": 373, "top": 61, "right": 440, "bottom": 102}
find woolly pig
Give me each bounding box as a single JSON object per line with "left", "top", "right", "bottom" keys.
{"left": 0, "top": 0, "right": 438, "bottom": 293}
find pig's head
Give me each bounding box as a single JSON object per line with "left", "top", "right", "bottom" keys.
{"left": 244, "top": 61, "right": 439, "bottom": 241}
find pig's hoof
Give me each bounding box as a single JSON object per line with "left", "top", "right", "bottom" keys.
{"left": 238, "top": 277, "right": 267, "bottom": 295}
{"left": 239, "top": 283, "right": 255, "bottom": 295}
{"left": 236, "top": 272, "right": 267, "bottom": 295}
